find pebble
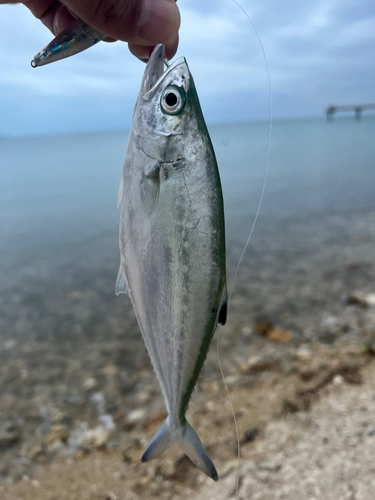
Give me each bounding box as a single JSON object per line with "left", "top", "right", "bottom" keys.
{"left": 224, "top": 375, "right": 238, "bottom": 385}
{"left": 102, "top": 365, "right": 118, "bottom": 376}
{"left": 333, "top": 375, "right": 344, "bottom": 386}
{"left": 345, "top": 291, "right": 375, "bottom": 308}
{"left": 137, "top": 390, "right": 151, "bottom": 404}
{"left": 83, "top": 425, "right": 110, "bottom": 449}
{"left": 241, "top": 325, "right": 253, "bottom": 336}
{"left": 365, "top": 293, "right": 375, "bottom": 307}
{"left": 295, "top": 346, "right": 312, "bottom": 362}
{"left": 125, "top": 409, "right": 146, "bottom": 427}
{"left": 46, "top": 439, "right": 65, "bottom": 455}
{"left": 44, "top": 425, "right": 69, "bottom": 445}
{"left": 321, "top": 316, "right": 340, "bottom": 333}
{"left": 29, "top": 444, "right": 43, "bottom": 459}
{"left": 99, "top": 414, "right": 116, "bottom": 431}
{"left": 266, "top": 327, "right": 293, "bottom": 344}
{"left": 0, "top": 429, "right": 21, "bottom": 450}
{"left": 242, "top": 355, "right": 277, "bottom": 373}
{"left": 83, "top": 377, "right": 98, "bottom": 391}
{"left": 90, "top": 392, "right": 106, "bottom": 415}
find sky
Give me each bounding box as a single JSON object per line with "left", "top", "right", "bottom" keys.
{"left": 0, "top": 0, "right": 374, "bottom": 136}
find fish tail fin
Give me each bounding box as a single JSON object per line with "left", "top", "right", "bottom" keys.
{"left": 142, "top": 417, "right": 218, "bottom": 481}
{"left": 181, "top": 421, "right": 218, "bottom": 481}
{"left": 141, "top": 418, "right": 171, "bottom": 462}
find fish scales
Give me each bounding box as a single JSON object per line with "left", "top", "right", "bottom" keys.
{"left": 117, "top": 45, "right": 226, "bottom": 481}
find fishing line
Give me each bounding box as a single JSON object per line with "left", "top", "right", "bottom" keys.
{"left": 216, "top": 1, "right": 273, "bottom": 498}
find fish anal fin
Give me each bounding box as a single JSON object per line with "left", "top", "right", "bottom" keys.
{"left": 115, "top": 266, "right": 129, "bottom": 296}
{"left": 218, "top": 284, "right": 228, "bottom": 325}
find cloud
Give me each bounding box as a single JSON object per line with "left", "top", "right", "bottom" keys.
{"left": 0, "top": 0, "right": 374, "bottom": 135}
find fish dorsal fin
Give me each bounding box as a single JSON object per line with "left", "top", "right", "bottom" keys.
{"left": 218, "top": 285, "right": 228, "bottom": 325}
{"left": 117, "top": 171, "right": 123, "bottom": 209}
{"left": 115, "top": 266, "right": 129, "bottom": 296}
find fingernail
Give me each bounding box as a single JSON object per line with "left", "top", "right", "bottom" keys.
{"left": 137, "top": 0, "right": 180, "bottom": 43}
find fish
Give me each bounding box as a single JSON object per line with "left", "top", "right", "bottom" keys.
{"left": 116, "top": 43, "right": 227, "bottom": 481}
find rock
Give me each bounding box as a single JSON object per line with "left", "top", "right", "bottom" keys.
{"left": 241, "top": 427, "right": 259, "bottom": 444}
{"left": 266, "top": 327, "right": 293, "bottom": 343}
{"left": 67, "top": 422, "right": 111, "bottom": 452}
{"left": 333, "top": 375, "right": 344, "bottom": 386}
{"left": 295, "top": 346, "right": 312, "bottom": 362}
{"left": 365, "top": 293, "right": 375, "bottom": 307}
{"left": 242, "top": 355, "right": 278, "bottom": 373}
{"left": 99, "top": 414, "right": 116, "bottom": 431}
{"left": 282, "top": 399, "right": 299, "bottom": 414}
{"left": 137, "top": 390, "right": 151, "bottom": 404}
{"left": 74, "top": 451, "right": 85, "bottom": 461}
{"left": 66, "top": 395, "right": 84, "bottom": 406}
{"left": 105, "top": 493, "right": 117, "bottom": 500}
{"left": 299, "top": 369, "right": 316, "bottom": 382}
{"left": 254, "top": 319, "right": 274, "bottom": 336}
{"left": 82, "top": 425, "right": 110, "bottom": 450}
{"left": 0, "top": 420, "right": 23, "bottom": 449}
{"left": 346, "top": 291, "right": 368, "bottom": 307}
{"left": 124, "top": 409, "right": 146, "bottom": 430}
{"left": 90, "top": 392, "right": 106, "bottom": 415}
{"left": 241, "top": 325, "right": 253, "bottom": 336}
{"left": 82, "top": 377, "right": 98, "bottom": 391}
{"left": 0, "top": 430, "right": 21, "bottom": 450}
{"left": 102, "top": 365, "right": 118, "bottom": 376}
{"left": 44, "top": 425, "right": 69, "bottom": 446}
{"left": 224, "top": 375, "right": 238, "bottom": 385}
{"left": 29, "top": 444, "right": 44, "bottom": 459}
{"left": 46, "top": 439, "right": 65, "bottom": 455}
{"left": 4, "top": 339, "right": 17, "bottom": 350}
{"left": 319, "top": 316, "right": 343, "bottom": 342}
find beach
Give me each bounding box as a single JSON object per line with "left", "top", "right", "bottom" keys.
{"left": 1, "top": 117, "right": 375, "bottom": 498}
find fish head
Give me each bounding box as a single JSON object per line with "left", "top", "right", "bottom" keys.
{"left": 132, "top": 44, "right": 204, "bottom": 162}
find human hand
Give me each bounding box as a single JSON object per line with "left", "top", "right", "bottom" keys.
{"left": 2, "top": 0, "right": 180, "bottom": 60}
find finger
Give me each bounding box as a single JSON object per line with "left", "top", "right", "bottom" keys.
{"left": 22, "top": 1, "right": 62, "bottom": 33}
{"left": 60, "top": 0, "right": 180, "bottom": 45}
{"left": 128, "top": 33, "right": 179, "bottom": 62}
{"left": 52, "top": 4, "right": 77, "bottom": 34}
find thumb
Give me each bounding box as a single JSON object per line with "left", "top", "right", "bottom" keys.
{"left": 60, "top": 0, "right": 180, "bottom": 45}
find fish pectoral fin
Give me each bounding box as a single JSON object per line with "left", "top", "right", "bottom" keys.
{"left": 115, "top": 266, "right": 129, "bottom": 296}
{"left": 218, "top": 284, "right": 228, "bottom": 326}
{"left": 117, "top": 170, "right": 123, "bottom": 209}
{"left": 140, "top": 164, "right": 160, "bottom": 216}
{"left": 142, "top": 417, "right": 218, "bottom": 481}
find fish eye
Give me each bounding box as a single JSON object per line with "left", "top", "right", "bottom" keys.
{"left": 160, "top": 86, "right": 186, "bottom": 116}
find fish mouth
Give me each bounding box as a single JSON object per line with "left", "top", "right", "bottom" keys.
{"left": 141, "top": 44, "right": 186, "bottom": 99}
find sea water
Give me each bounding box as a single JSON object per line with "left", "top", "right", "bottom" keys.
{"left": 1, "top": 116, "right": 375, "bottom": 292}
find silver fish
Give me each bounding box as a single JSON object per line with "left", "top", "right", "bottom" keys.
{"left": 116, "top": 44, "right": 227, "bottom": 481}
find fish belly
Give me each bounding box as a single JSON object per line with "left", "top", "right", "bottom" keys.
{"left": 120, "top": 150, "right": 225, "bottom": 420}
